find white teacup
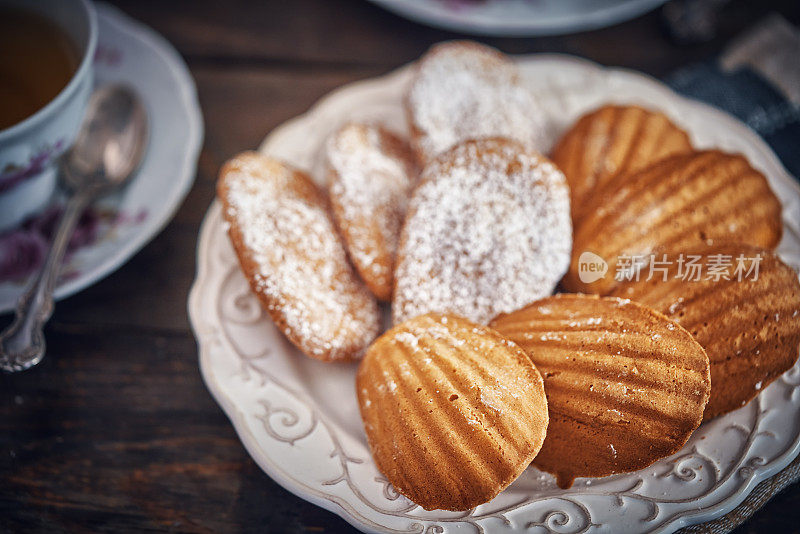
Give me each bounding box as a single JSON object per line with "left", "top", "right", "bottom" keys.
{"left": 0, "top": 0, "right": 97, "bottom": 232}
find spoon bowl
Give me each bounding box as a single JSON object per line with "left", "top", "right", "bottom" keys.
{"left": 62, "top": 85, "right": 148, "bottom": 191}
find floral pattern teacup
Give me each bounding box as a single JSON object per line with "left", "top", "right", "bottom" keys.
{"left": 0, "top": 0, "right": 97, "bottom": 231}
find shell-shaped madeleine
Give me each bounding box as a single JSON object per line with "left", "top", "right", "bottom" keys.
{"left": 357, "top": 313, "right": 549, "bottom": 511}
{"left": 325, "top": 122, "right": 418, "bottom": 301}
{"left": 564, "top": 150, "right": 783, "bottom": 294}
{"left": 490, "top": 294, "right": 710, "bottom": 489}
{"left": 551, "top": 104, "right": 692, "bottom": 221}
{"left": 217, "top": 151, "right": 381, "bottom": 362}
{"left": 393, "top": 137, "right": 572, "bottom": 325}
{"left": 610, "top": 243, "right": 800, "bottom": 420}
{"left": 406, "top": 40, "right": 549, "bottom": 165}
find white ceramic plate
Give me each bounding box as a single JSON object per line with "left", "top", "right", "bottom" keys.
{"left": 189, "top": 55, "right": 800, "bottom": 533}
{"left": 0, "top": 3, "right": 203, "bottom": 313}
{"left": 368, "top": 0, "right": 667, "bottom": 37}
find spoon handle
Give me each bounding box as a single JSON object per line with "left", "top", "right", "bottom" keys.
{"left": 0, "top": 189, "right": 94, "bottom": 372}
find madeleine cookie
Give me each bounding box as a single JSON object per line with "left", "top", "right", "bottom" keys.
{"left": 552, "top": 104, "right": 692, "bottom": 221}
{"left": 217, "top": 151, "right": 381, "bottom": 362}
{"left": 392, "top": 138, "right": 572, "bottom": 325}
{"left": 564, "top": 150, "right": 783, "bottom": 294}
{"left": 325, "top": 123, "right": 418, "bottom": 301}
{"left": 610, "top": 243, "right": 800, "bottom": 420}
{"left": 490, "top": 294, "right": 711, "bottom": 488}
{"left": 406, "top": 40, "right": 548, "bottom": 165}
{"left": 357, "top": 313, "right": 549, "bottom": 511}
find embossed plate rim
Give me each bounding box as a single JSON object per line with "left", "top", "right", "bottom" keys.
{"left": 190, "top": 54, "right": 800, "bottom": 533}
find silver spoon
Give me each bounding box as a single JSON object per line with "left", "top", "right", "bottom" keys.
{"left": 0, "top": 85, "right": 148, "bottom": 372}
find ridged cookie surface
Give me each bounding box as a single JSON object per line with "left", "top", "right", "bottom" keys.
{"left": 217, "top": 151, "right": 381, "bottom": 362}
{"left": 551, "top": 104, "right": 692, "bottom": 221}
{"left": 610, "top": 243, "right": 800, "bottom": 419}
{"left": 564, "top": 150, "right": 783, "bottom": 294}
{"left": 490, "top": 294, "right": 710, "bottom": 488}
{"left": 325, "top": 123, "right": 418, "bottom": 301}
{"left": 406, "top": 40, "right": 548, "bottom": 165}
{"left": 393, "top": 137, "right": 572, "bottom": 325}
{"left": 357, "top": 313, "right": 549, "bottom": 511}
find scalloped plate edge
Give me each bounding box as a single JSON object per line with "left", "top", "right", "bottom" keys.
{"left": 191, "top": 54, "right": 800, "bottom": 534}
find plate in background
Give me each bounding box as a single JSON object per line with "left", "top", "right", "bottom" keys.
{"left": 368, "top": 0, "right": 668, "bottom": 37}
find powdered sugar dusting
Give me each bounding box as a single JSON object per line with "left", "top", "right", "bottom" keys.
{"left": 393, "top": 138, "right": 572, "bottom": 325}
{"left": 325, "top": 123, "right": 417, "bottom": 297}
{"left": 408, "top": 41, "right": 549, "bottom": 163}
{"left": 221, "top": 153, "right": 380, "bottom": 360}
{"left": 480, "top": 388, "right": 504, "bottom": 415}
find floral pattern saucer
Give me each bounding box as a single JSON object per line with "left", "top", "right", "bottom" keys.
{"left": 0, "top": 3, "right": 202, "bottom": 313}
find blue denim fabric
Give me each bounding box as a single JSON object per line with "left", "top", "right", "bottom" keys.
{"left": 667, "top": 63, "right": 800, "bottom": 179}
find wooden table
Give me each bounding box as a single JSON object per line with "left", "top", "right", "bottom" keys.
{"left": 2, "top": 1, "right": 799, "bottom": 532}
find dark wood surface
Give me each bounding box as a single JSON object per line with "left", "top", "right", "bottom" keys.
{"left": 2, "top": 1, "right": 800, "bottom": 532}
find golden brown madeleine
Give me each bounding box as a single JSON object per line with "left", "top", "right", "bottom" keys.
{"left": 564, "top": 150, "right": 783, "bottom": 294}
{"left": 357, "top": 313, "right": 549, "bottom": 511}
{"left": 393, "top": 137, "right": 572, "bottom": 325}
{"left": 551, "top": 104, "right": 692, "bottom": 221}
{"left": 325, "top": 122, "right": 418, "bottom": 301}
{"left": 406, "top": 40, "right": 548, "bottom": 165}
{"left": 609, "top": 243, "right": 800, "bottom": 420}
{"left": 217, "top": 151, "right": 381, "bottom": 362}
{"left": 490, "top": 294, "right": 711, "bottom": 489}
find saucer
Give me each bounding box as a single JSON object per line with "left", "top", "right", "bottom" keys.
{"left": 0, "top": 2, "right": 203, "bottom": 314}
